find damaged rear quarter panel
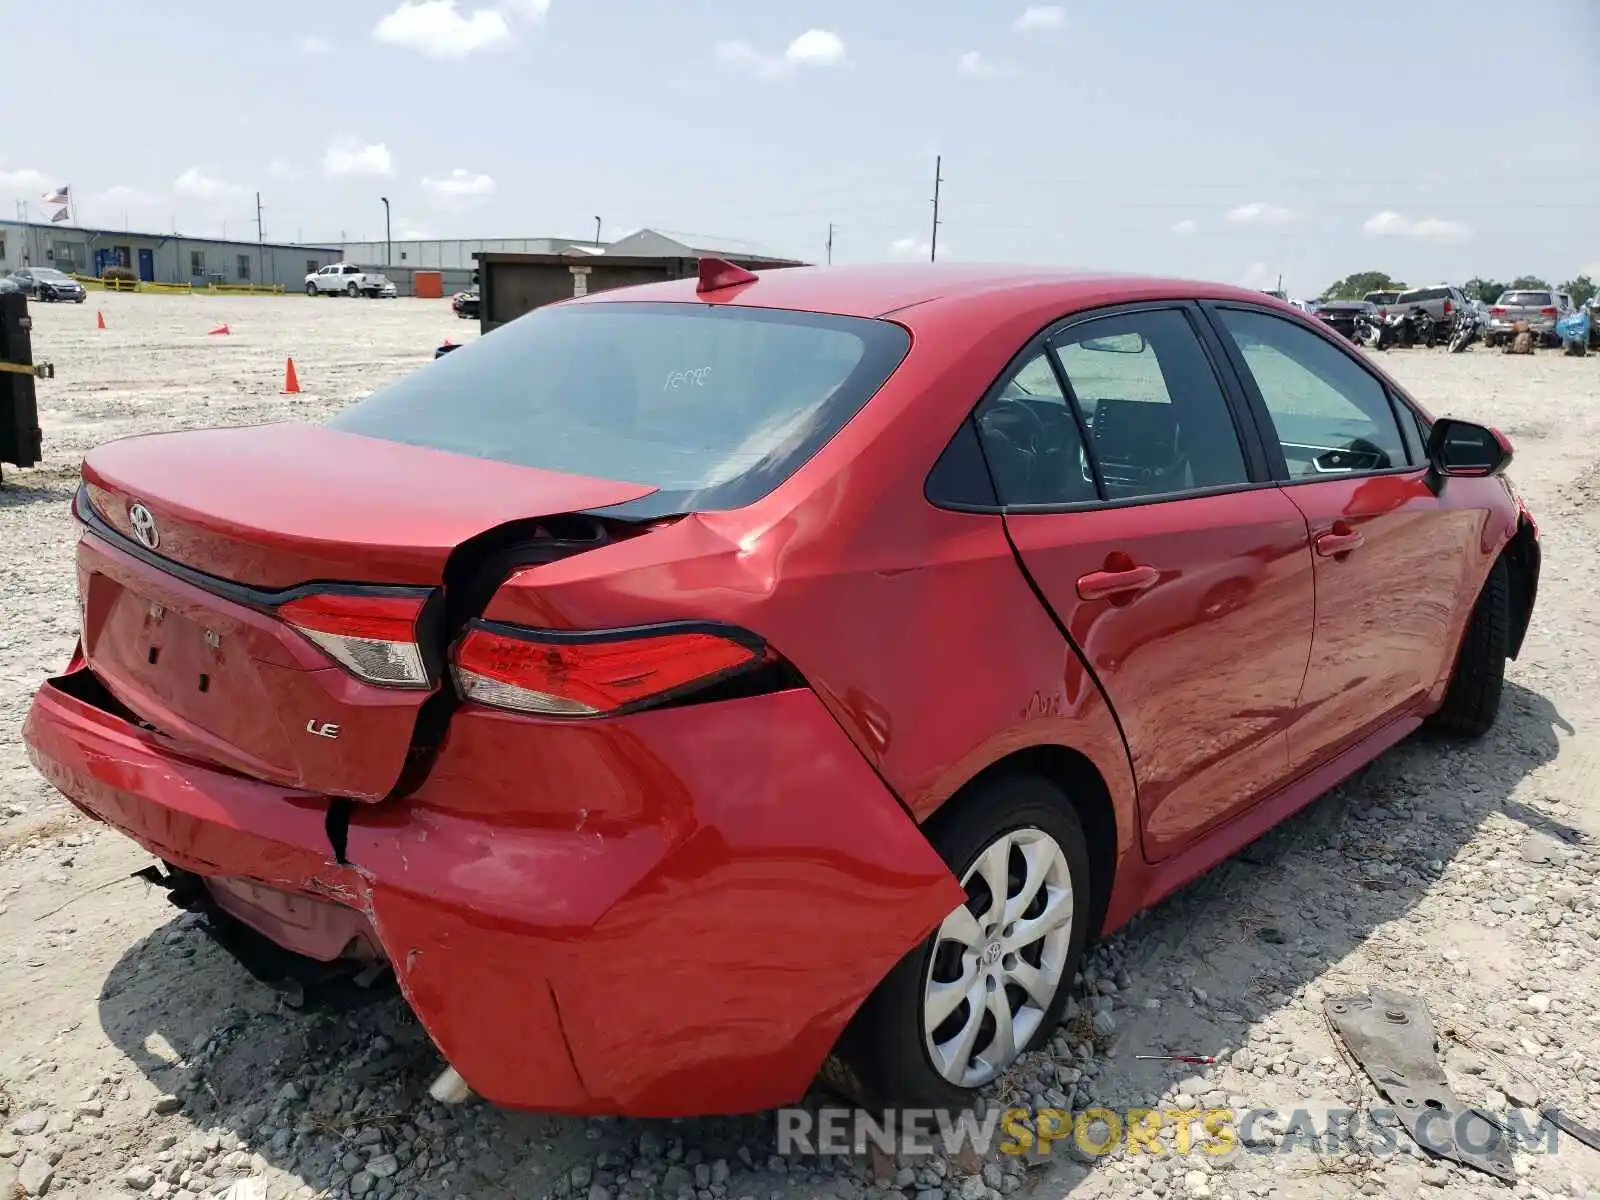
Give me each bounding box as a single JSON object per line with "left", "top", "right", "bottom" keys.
{"left": 348, "top": 687, "right": 964, "bottom": 1115}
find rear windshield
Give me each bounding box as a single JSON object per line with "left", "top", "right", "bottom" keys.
{"left": 1364, "top": 292, "right": 1400, "bottom": 304}
{"left": 1499, "top": 291, "right": 1551, "bottom": 307}
{"left": 1397, "top": 287, "right": 1449, "bottom": 303}
{"left": 328, "top": 301, "right": 910, "bottom": 517}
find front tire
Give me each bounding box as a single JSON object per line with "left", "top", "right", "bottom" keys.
{"left": 1427, "top": 557, "right": 1510, "bottom": 738}
{"left": 831, "top": 775, "right": 1092, "bottom": 1109}
{"left": 306, "top": 283, "right": 318, "bottom": 296}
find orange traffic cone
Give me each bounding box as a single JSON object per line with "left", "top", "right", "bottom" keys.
{"left": 208, "top": 323, "right": 231, "bottom": 336}
{"left": 96, "top": 310, "right": 106, "bottom": 330}
{"left": 281, "top": 358, "right": 301, "bottom": 395}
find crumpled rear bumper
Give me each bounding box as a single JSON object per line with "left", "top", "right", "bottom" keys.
{"left": 23, "top": 666, "right": 962, "bottom": 1116}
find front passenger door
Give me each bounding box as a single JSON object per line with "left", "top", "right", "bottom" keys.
{"left": 1207, "top": 305, "right": 1484, "bottom": 771}
{"left": 979, "top": 305, "right": 1318, "bottom": 861}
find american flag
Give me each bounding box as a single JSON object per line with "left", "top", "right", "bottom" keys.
{"left": 41, "top": 185, "right": 70, "bottom": 206}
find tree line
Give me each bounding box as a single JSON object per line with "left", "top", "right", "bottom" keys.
{"left": 1320, "top": 271, "right": 1596, "bottom": 306}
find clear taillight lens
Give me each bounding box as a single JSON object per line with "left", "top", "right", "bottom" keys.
{"left": 277, "top": 592, "right": 431, "bottom": 688}
{"left": 452, "top": 623, "right": 760, "bottom": 717}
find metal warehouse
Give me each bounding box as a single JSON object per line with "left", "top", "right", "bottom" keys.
{"left": 0, "top": 219, "right": 341, "bottom": 289}
{"left": 340, "top": 227, "right": 802, "bottom": 271}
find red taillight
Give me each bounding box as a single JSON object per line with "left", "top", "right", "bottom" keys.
{"left": 1379, "top": 307, "right": 1388, "bottom": 317}
{"left": 1490, "top": 306, "right": 1506, "bottom": 316}
{"left": 277, "top": 591, "right": 430, "bottom": 688}
{"left": 1540, "top": 306, "right": 1557, "bottom": 317}
{"left": 453, "top": 624, "right": 760, "bottom": 717}
{"left": 1443, "top": 299, "right": 1453, "bottom": 315}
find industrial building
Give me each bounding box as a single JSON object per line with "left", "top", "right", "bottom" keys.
{"left": 0, "top": 219, "right": 341, "bottom": 289}
{"left": 339, "top": 228, "right": 801, "bottom": 271}
{"left": 1, "top": 219, "right": 803, "bottom": 296}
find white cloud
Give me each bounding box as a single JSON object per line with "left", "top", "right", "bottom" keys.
{"left": 267, "top": 159, "right": 300, "bottom": 180}
{"left": 787, "top": 29, "right": 845, "bottom": 65}
{"left": 421, "top": 168, "right": 496, "bottom": 209}
{"left": 374, "top": 1, "right": 512, "bottom": 58}
{"left": 889, "top": 236, "right": 931, "bottom": 258}
{"left": 1170, "top": 218, "right": 1197, "bottom": 235}
{"left": 956, "top": 51, "right": 1004, "bottom": 77}
{"left": 501, "top": 0, "right": 550, "bottom": 16}
{"left": 1227, "top": 202, "right": 1297, "bottom": 225}
{"left": 1362, "top": 210, "right": 1471, "bottom": 241}
{"left": 1013, "top": 6, "right": 1065, "bottom": 32}
{"left": 323, "top": 140, "right": 395, "bottom": 179}
{"left": 716, "top": 29, "right": 846, "bottom": 79}
{"left": 301, "top": 34, "right": 333, "bottom": 54}
{"left": 0, "top": 164, "right": 47, "bottom": 192}
{"left": 397, "top": 226, "right": 437, "bottom": 240}
{"left": 1239, "top": 262, "right": 1279, "bottom": 290}
{"left": 172, "top": 167, "right": 248, "bottom": 202}
{"left": 94, "top": 184, "right": 162, "bottom": 206}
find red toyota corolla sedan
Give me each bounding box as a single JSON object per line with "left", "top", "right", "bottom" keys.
{"left": 23, "top": 261, "right": 1539, "bottom": 1116}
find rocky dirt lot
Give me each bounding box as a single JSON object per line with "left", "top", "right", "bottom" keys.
{"left": 2, "top": 294, "right": 1598, "bottom": 1200}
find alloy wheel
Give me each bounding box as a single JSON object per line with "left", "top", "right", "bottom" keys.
{"left": 922, "top": 826, "right": 1074, "bottom": 1088}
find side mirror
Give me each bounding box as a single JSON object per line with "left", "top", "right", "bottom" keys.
{"left": 1427, "top": 417, "right": 1512, "bottom": 479}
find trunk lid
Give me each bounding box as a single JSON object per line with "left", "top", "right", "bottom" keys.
{"left": 76, "top": 422, "right": 658, "bottom": 800}
{"left": 82, "top": 423, "right": 656, "bottom": 588}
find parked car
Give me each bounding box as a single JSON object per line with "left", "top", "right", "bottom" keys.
{"left": 22, "top": 263, "right": 1539, "bottom": 1116}
{"left": 1306, "top": 298, "right": 1373, "bottom": 341}
{"left": 7, "top": 267, "right": 87, "bottom": 303}
{"left": 1391, "top": 284, "right": 1469, "bottom": 328}
{"left": 305, "top": 262, "right": 395, "bottom": 298}
{"left": 452, "top": 289, "right": 479, "bottom": 320}
{"left": 1485, "top": 288, "right": 1574, "bottom": 347}
{"left": 1362, "top": 290, "right": 1403, "bottom": 314}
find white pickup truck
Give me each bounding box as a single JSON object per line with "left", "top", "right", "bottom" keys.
{"left": 304, "top": 263, "right": 397, "bottom": 298}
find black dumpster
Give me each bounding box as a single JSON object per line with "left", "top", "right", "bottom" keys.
{"left": 1, "top": 290, "right": 44, "bottom": 484}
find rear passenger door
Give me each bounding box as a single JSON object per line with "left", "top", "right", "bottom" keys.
{"left": 976, "top": 304, "right": 1317, "bottom": 861}
{"left": 1204, "top": 304, "right": 1484, "bottom": 771}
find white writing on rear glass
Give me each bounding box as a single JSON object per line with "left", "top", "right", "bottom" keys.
{"left": 664, "top": 367, "right": 712, "bottom": 391}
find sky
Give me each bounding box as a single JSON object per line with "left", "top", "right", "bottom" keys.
{"left": 2, "top": 0, "right": 1597, "bottom": 297}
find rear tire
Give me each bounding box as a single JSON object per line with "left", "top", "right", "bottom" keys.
{"left": 1427, "top": 556, "right": 1510, "bottom": 738}
{"left": 347, "top": 282, "right": 359, "bottom": 297}
{"left": 831, "top": 774, "right": 1092, "bottom": 1110}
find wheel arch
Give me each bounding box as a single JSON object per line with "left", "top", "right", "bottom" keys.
{"left": 1502, "top": 515, "right": 1539, "bottom": 660}
{"left": 927, "top": 742, "right": 1122, "bottom": 940}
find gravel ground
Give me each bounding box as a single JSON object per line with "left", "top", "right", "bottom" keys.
{"left": 2, "top": 293, "right": 1599, "bottom": 1200}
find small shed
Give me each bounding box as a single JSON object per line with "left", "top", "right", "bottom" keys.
{"left": 474, "top": 232, "right": 806, "bottom": 331}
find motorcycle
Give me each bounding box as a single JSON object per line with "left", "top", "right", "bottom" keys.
{"left": 1409, "top": 306, "right": 1440, "bottom": 348}
{"left": 1353, "top": 310, "right": 1389, "bottom": 349}
{"left": 1447, "top": 307, "right": 1480, "bottom": 353}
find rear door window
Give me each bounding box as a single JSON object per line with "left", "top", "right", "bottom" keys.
{"left": 329, "top": 301, "right": 910, "bottom": 517}
{"left": 1052, "top": 310, "right": 1251, "bottom": 500}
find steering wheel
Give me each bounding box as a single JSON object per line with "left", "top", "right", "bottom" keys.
{"left": 979, "top": 397, "right": 1048, "bottom": 451}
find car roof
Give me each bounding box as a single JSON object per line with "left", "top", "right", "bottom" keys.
{"left": 571, "top": 263, "right": 1309, "bottom": 323}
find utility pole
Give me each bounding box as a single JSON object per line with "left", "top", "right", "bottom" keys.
{"left": 381, "top": 197, "right": 392, "bottom": 266}
{"left": 826, "top": 223, "right": 835, "bottom": 265}
{"left": 255, "top": 192, "right": 266, "bottom": 285}
{"left": 594, "top": 215, "right": 602, "bottom": 246}
{"left": 930, "top": 156, "right": 943, "bottom": 263}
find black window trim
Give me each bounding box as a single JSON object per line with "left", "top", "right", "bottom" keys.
{"left": 1197, "top": 300, "right": 1429, "bottom": 487}
{"left": 926, "top": 299, "right": 1280, "bottom": 516}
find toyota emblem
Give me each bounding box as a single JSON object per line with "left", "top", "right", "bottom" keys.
{"left": 128, "top": 503, "right": 160, "bottom": 550}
